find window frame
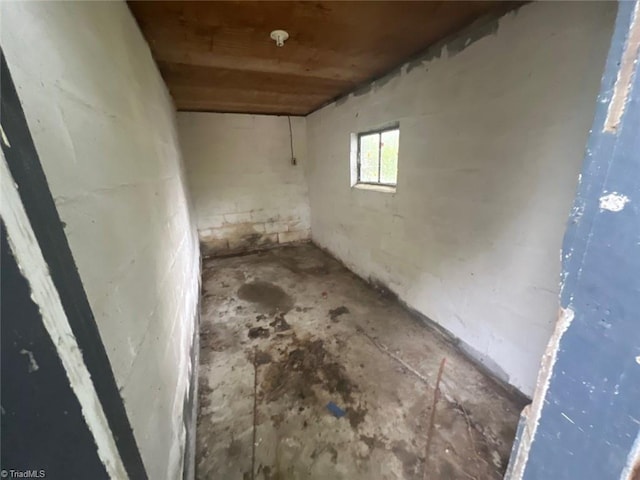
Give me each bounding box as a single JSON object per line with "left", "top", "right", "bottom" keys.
{"left": 356, "top": 124, "right": 399, "bottom": 187}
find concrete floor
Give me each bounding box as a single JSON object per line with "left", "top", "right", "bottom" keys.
{"left": 197, "top": 244, "right": 526, "bottom": 480}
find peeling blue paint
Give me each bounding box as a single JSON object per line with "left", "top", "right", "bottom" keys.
{"left": 509, "top": 1, "right": 640, "bottom": 478}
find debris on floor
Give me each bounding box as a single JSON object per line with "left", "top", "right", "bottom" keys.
{"left": 328, "top": 306, "right": 350, "bottom": 322}
{"left": 326, "top": 401, "right": 347, "bottom": 419}
{"left": 197, "top": 244, "right": 527, "bottom": 479}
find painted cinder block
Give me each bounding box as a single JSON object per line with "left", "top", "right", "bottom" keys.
{"left": 228, "top": 232, "right": 278, "bottom": 251}
{"left": 250, "top": 208, "right": 278, "bottom": 223}
{"left": 265, "top": 221, "right": 290, "bottom": 234}
{"left": 201, "top": 214, "right": 225, "bottom": 229}
{"left": 278, "top": 230, "right": 310, "bottom": 244}
{"left": 304, "top": 0, "right": 616, "bottom": 396}
{"left": 223, "top": 212, "right": 252, "bottom": 224}
{"left": 200, "top": 237, "right": 229, "bottom": 257}
{"left": 178, "top": 112, "right": 311, "bottom": 252}
{"left": 2, "top": 2, "right": 202, "bottom": 478}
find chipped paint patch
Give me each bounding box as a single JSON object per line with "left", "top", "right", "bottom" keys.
{"left": 560, "top": 412, "right": 575, "bottom": 425}
{"left": 508, "top": 307, "right": 575, "bottom": 480}
{"left": 604, "top": 2, "right": 640, "bottom": 133}
{"left": 599, "top": 192, "right": 630, "bottom": 212}
{"left": 20, "top": 349, "right": 40, "bottom": 373}
{"left": 620, "top": 432, "right": 640, "bottom": 480}
{"left": 1, "top": 125, "right": 10, "bottom": 148}
{"left": 0, "top": 153, "right": 128, "bottom": 478}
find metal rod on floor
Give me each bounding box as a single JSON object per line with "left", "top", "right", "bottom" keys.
{"left": 251, "top": 347, "right": 258, "bottom": 480}
{"left": 424, "top": 357, "right": 446, "bottom": 480}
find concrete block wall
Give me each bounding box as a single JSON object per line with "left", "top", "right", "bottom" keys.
{"left": 305, "top": 1, "right": 616, "bottom": 396}
{"left": 1, "top": 2, "right": 200, "bottom": 479}
{"left": 178, "top": 112, "right": 311, "bottom": 256}
{"left": 1, "top": 5, "right": 617, "bottom": 473}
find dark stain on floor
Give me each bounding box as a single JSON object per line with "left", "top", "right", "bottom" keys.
{"left": 198, "top": 383, "right": 213, "bottom": 411}
{"left": 228, "top": 439, "right": 243, "bottom": 458}
{"left": 261, "top": 336, "right": 360, "bottom": 413}
{"left": 360, "top": 434, "right": 387, "bottom": 451}
{"left": 238, "top": 280, "right": 294, "bottom": 314}
{"left": 269, "top": 314, "right": 292, "bottom": 332}
{"left": 254, "top": 350, "right": 273, "bottom": 366}
{"left": 197, "top": 244, "right": 526, "bottom": 480}
{"left": 391, "top": 440, "right": 423, "bottom": 479}
{"left": 273, "top": 253, "right": 332, "bottom": 276}
{"left": 329, "top": 305, "right": 350, "bottom": 322}
{"left": 248, "top": 326, "right": 271, "bottom": 339}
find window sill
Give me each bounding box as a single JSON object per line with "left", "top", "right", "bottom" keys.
{"left": 352, "top": 183, "right": 396, "bottom": 194}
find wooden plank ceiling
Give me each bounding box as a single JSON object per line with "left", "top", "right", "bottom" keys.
{"left": 129, "top": 1, "right": 516, "bottom": 116}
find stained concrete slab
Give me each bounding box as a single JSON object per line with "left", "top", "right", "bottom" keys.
{"left": 197, "top": 244, "right": 527, "bottom": 479}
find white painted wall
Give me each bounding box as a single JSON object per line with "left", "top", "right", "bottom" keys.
{"left": 178, "top": 112, "right": 310, "bottom": 255}
{"left": 306, "top": 1, "right": 616, "bottom": 396}
{"left": 2, "top": 2, "right": 200, "bottom": 478}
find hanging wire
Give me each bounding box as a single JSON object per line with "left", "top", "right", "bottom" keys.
{"left": 287, "top": 116, "right": 296, "bottom": 165}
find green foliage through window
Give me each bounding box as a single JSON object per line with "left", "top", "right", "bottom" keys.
{"left": 358, "top": 127, "right": 399, "bottom": 186}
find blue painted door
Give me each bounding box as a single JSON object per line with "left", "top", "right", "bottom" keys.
{"left": 507, "top": 2, "right": 640, "bottom": 479}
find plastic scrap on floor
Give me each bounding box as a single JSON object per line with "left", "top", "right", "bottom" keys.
{"left": 326, "top": 401, "right": 346, "bottom": 418}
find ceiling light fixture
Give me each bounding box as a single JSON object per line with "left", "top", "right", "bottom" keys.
{"left": 270, "top": 29, "right": 289, "bottom": 47}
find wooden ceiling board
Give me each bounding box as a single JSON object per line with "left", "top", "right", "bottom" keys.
{"left": 129, "top": 1, "right": 518, "bottom": 115}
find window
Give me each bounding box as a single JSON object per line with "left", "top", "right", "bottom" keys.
{"left": 357, "top": 126, "right": 399, "bottom": 186}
